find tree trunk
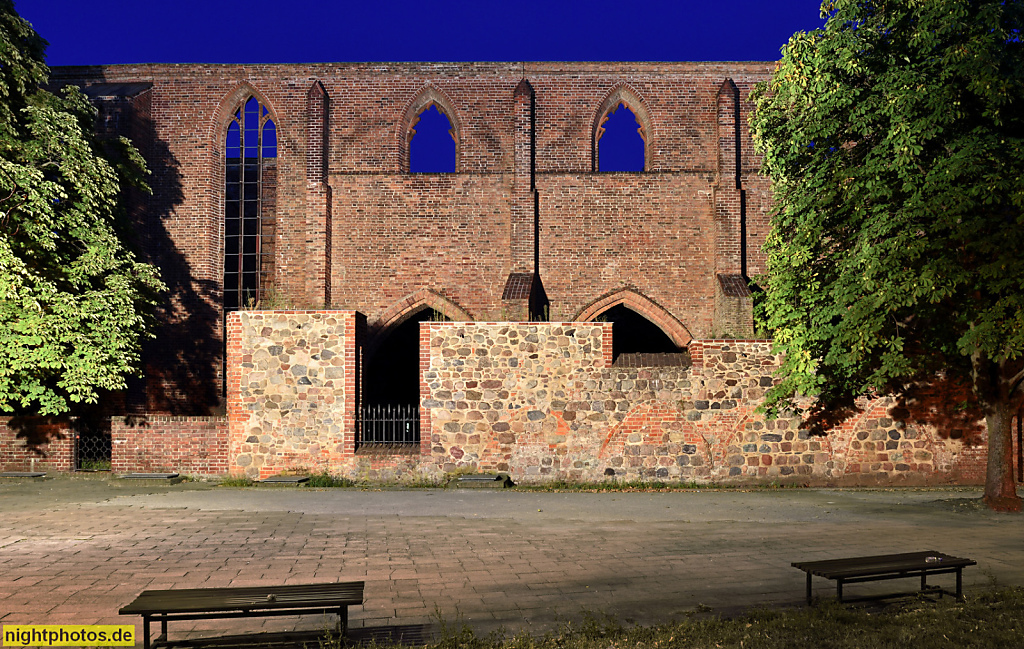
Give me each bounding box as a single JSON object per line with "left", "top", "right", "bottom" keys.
{"left": 983, "top": 401, "right": 1021, "bottom": 512}
{"left": 971, "top": 351, "right": 1022, "bottom": 512}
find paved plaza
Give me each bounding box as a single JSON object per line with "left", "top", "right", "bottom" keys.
{"left": 1, "top": 475, "right": 1022, "bottom": 646}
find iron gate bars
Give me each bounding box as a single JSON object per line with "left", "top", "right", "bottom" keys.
{"left": 359, "top": 403, "right": 420, "bottom": 445}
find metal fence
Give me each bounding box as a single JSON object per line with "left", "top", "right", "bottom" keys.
{"left": 359, "top": 403, "right": 420, "bottom": 445}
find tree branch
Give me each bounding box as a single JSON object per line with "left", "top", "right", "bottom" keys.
{"left": 1010, "top": 366, "right": 1024, "bottom": 401}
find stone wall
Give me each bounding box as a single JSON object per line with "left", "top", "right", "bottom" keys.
{"left": 111, "top": 416, "right": 229, "bottom": 476}
{"left": 226, "top": 310, "right": 359, "bottom": 479}
{"left": 208, "top": 317, "right": 1002, "bottom": 485}
{"left": 422, "top": 324, "right": 991, "bottom": 484}
{"left": 0, "top": 417, "right": 75, "bottom": 472}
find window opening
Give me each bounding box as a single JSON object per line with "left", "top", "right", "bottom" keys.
{"left": 409, "top": 104, "right": 456, "bottom": 173}
{"left": 597, "top": 103, "right": 645, "bottom": 172}
{"left": 361, "top": 308, "right": 450, "bottom": 445}
{"left": 225, "top": 96, "right": 276, "bottom": 311}
{"left": 597, "top": 304, "right": 689, "bottom": 367}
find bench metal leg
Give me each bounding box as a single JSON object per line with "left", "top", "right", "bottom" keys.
{"left": 143, "top": 617, "right": 150, "bottom": 649}
{"left": 806, "top": 573, "right": 812, "bottom": 605}
{"left": 921, "top": 572, "right": 928, "bottom": 593}
{"left": 956, "top": 568, "right": 964, "bottom": 601}
{"left": 837, "top": 579, "right": 844, "bottom": 602}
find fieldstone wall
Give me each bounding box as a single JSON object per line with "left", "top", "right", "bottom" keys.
{"left": 226, "top": 311, "right": 359, "bottom": 479}
{"left": 422, "top": 324, "right": 990, "bottom": 484}
{"left": 217, "top": 316, "right": 993, "bottom": 484}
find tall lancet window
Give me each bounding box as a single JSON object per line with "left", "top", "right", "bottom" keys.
{"left": 225, "top": 96, "right": 277, "bottom": 311}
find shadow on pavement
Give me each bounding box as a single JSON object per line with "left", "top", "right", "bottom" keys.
{"left": 149, "top": 624, "right": 436, "bottom": 648}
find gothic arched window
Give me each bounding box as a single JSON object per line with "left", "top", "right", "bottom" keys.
{"left": 225, "top": 96, "right": 277, "bottom": 311}
{"left": 596, "top": 103, "right": 645, "bottom": 172}
{"left": 409, "top": 104, "right": 456, "bottom": 173}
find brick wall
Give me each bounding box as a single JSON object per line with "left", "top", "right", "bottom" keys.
{"left": 49, "top": 62, "right": 771, "bottom": 411}
{"left": 0, "top": 417, "right": 75, "bottom": 472}
{"left": 110, "top": 416, "right": 228, "bottom": 476}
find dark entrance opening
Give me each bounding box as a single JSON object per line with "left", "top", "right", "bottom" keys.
{"left": 361, "top": 308, "right": 450, "bottom": 445}
{"left": 598, "top": 304, "right": 689, "bottom": 367}
{"left": 75, "top": 407, "right": 112, "bottom": 471}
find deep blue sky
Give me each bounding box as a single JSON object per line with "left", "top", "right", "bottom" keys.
{"left": 17, "top": 0, "right": 826, "bottom": 66}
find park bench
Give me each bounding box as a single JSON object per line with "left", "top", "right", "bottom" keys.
{"left": 119, "top": 581, "right": 364, "bottom": 649}
{"left": 792, "top": 551, "right": 975, "bottom": 604}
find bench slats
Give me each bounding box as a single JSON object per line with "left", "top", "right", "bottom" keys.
{"left": 793, "top": 551, "right": 975, "bottom": 579}
{"left": 793, "top": 551, "right": 975, "bottom": 604}
{"left": 120, "top": 582, "right": 364, "bottom": 615}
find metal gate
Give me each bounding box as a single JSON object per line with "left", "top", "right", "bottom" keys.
{"left": 75, "top": 420, "right": 111, "bottom": 471}
{"left": 359, "top": 403, "right": 420, "bottom": 446}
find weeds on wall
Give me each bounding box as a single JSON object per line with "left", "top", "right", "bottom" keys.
{"left": 243, "top": 286, "right": 326, "bottom": 310}
{"left": 512, "top": 479, "right": 810, "bottom": 492}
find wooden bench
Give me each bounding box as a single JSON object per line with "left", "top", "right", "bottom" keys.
{"left": 119, "top": 581, "right": 364, "bottom": 649}
{"left": 792, "top": 551, "right": 975, "bottom": 604}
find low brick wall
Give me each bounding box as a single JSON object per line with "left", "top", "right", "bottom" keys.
{"left": 422, "top": 324, "right": 991, "bottom": 484}
{"left": 0, "top": 417, "right": 75, "bottom": 472}
{"left": 111, "top": 415, "right": 229, "bottom": 476}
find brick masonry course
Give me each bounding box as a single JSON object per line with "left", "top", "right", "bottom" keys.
{"left": 110, "top": 416, "right": 229, "bottom": 476}
{"left": 0, "top": 417, "right": 75, "bottom": 473}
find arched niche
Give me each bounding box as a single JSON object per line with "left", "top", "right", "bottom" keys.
{"left": 575, "top": 289, "right": 692, "bottom": 349}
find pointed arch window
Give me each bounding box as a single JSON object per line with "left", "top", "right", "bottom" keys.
{"left": 596, "top": 103, "right": 645, "bottom": 172}
{"left": 409, "top": 104, "right": 456, "bottom": 173}
{"left": 225, "top": 96, "right": 277, "bottom": 311}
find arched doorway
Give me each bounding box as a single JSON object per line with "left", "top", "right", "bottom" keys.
{"left": 361, "top": 308, "right": 450, "bottom": 445}
{"left": 594, "top": 304, "right": 690, "bottom": 368}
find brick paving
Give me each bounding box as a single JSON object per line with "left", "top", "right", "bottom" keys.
{"left": 1, "top": 476, "right": 1022, "bottom": 647}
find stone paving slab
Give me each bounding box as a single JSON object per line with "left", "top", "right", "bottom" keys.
{"left": 0, "top": 476, "right": 1022, "bottom": 647}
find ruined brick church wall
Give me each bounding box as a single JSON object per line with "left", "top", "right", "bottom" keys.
{"left": 50, "top": 62, "right": 771, "bottom": 411}
{"left": 225, "top": 310, "right": 359, "bottom": 479}
{"left": 31, "top": 62, "right": 1000, "bottom": 487}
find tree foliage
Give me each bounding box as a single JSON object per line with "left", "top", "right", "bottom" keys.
{"left": 0, "top": 1, "right": 164, "bottom": 415}
{"left": 751, "top": 0, "right": 1024, "bottom": 508}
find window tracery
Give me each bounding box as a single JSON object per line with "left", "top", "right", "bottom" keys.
{"left": 224, "top": 96, "right": 276, "bottom": 311}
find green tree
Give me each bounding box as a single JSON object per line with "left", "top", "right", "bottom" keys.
{"left": 751, "top": 0, "right": 1024, "bottom": 511}
{"left": 0, "top": 1, "right": 164, "bottom": 415}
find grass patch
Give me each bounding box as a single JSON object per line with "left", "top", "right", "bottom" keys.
{"left": 78, "top": 459, "right": 112, "bottom": 472}
{"left": 304, "top": 471, "right": 357, "bottom": 488}
{"left": 320, "top": 588, "right": 1024, "bottom": 649}
{"left": 400, "top": 476, "right": 446, "bottom": 488}
{"left": 511, "top": 479, "right": 809, "bottom": 493}
{"left": 218, "top": 476, "right": 256, "bottom": 487}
